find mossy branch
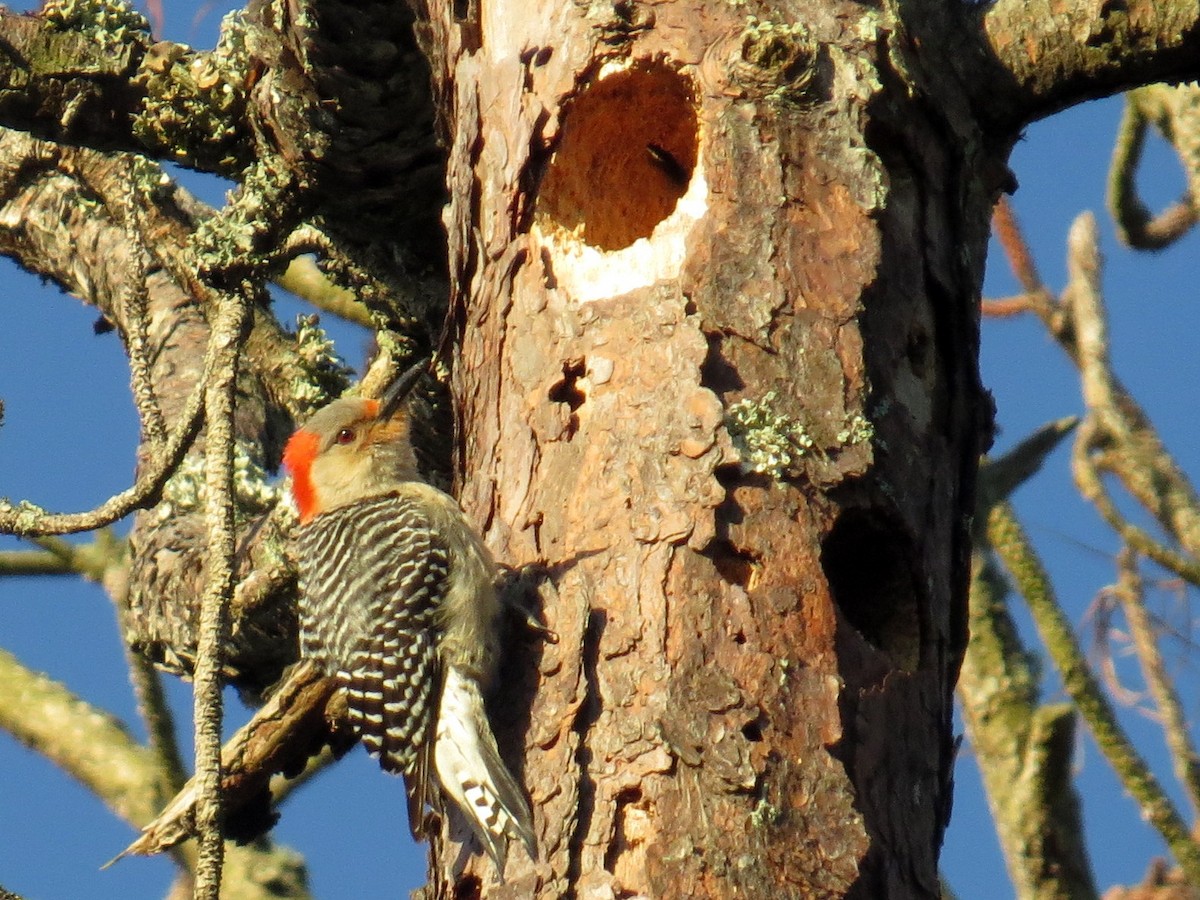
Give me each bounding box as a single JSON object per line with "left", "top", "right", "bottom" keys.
{"left": 1110, "top": 550, "right": 1200, "bottom": 823}
{"left": 0, "top": 646, "right": 178, "bottom": 827}
{"left": 961, "top": 428, "right": 1097, "bottom": 900}
{"left": 986, "top": 502, "right": 1200, "bottom": 884}
{"left": 1108, "top": 85, "right": 1200, "bottom": 250}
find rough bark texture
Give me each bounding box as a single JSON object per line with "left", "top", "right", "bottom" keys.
{"left": 415, "top": 0, "right": 993, "bottom": 896}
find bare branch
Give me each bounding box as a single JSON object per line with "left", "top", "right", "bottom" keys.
{"left": 961, "top": 0, "right": 1200, "bottom": 132}
{"left": 1073, "top": 427, "right": 1200, "bottom": 587}
{"left": 115, "top": 661, "right": 339, "bottom": 862}
{"left": 977, "top": 417, "right": 1079, "bottom": 518}
{"left": 1111, "top": 549, "right": 1200, "bottom": 822}
{"left": 981, "top": 294, "right": 1044, "bottom": 319}
{"left": 192, "top": 287, "right": 249, "bottom": 898}
{"left": 1065, "top": 213, "right": 1200, "bottom": 562}
{"left": 993, "top": 198, "right": 1050, "bottom": 297}
{"left": 1108, "top": 85, "right": 1200, "bottom": 250}
{"left": 0, "top": 550, "right": 75, "bottom": 576}
{"left": 0, "top": 647, "right": 178, "bottom": 829}
{"left": 987, "top": 502, "right": 1200, "bottom": 883}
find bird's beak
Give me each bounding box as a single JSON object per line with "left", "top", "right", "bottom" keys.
{"left": 378, "top": 358, "right": 430, "bottom": 421}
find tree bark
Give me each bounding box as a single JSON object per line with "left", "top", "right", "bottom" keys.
{"left": 413, "top": 1, "right": 996, "bottom": 895}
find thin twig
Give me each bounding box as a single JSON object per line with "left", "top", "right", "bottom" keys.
{"left": 1066, "top": 213, "right": 1200, "bottom": 562}
{"left": 987, "top": 502, "right": 1200, "bottom": 883}
{"left": 109, "top": 559, "right": 192, "bottom": 877}
{"left": 1107, "top": 88, "right": 1199, "bottom": 250}
{"left": 126, "top": 635, "right": 189, "bottom": 795}
{"left": 1112, "top": 548, "right": 1200, "bottom": 823}
{"left": 1065, "top": 215, "right": 1119, "bottom": 431}
{"left": 1087, "top": 586, "right": 1148, "bottom": 709}
{"left": 977, "top": 417, "right": 1078, "bottom": 519}
{"left": 0, "top": 363, "right": 206, "bottom": 537}
{"left": 1072, "top": 425, "right": 1200, "bottom": 587}
{"left": 0, "top": 550, "right": 75, "bottom": 575}
{"left": 191, "top": 289, "right": 250, "bottom": 900}
{"left": 992, "top": 201, "right": 1057, "bottom": 337}
{"left": 993, "top": 197, "right": 1046, "bottom": 293}
{"left": 981, "top": 294, "right": 1040, "bottom": 318}
{"left": 119, "top": 155, "right": 168, "bottom": 445}
{"left": 0, "top": 533, "right": 127, "bottom": 579}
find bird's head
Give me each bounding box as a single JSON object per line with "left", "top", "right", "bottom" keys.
{"left": 282, "top": 361, "right": 426, "bottom": 522}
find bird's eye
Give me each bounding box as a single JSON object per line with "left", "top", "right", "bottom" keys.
{"left": 335, "top": 427, "right": 356, "bottom": 445}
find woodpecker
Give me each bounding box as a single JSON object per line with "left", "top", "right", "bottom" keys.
{"left": 281, "top": 362, "right": 536, "bottom": 872}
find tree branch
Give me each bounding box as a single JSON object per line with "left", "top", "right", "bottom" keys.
{"left": 962, "top": 423, "right": 1096, "bottom": 899}
{"left": 0, "top": 549, "right": 73, "bottom": 575}
{"left": 0, "top": 5, "right": 252, "bottom": 173}
{"left": 184, "top": 150, "right": 302, "bottom": 896}
{"left": 987, "top": 503, "right": 1200, "bottom": 884}
{"left": 1072, "top": 429, "right": 1200, "bottom": 587}
{"left": 0, "top": 647, "right": 180, "bottom": 830}
{"left": 1107, "top": 86, "right": 1200, "bottom": 250}
{"left": 955, "top": 0, "right": 1200, "bottom": 133}
{"left": 114, "top": 661, "right": 341, "bottom": 862}
{"left": 1065, "top": 213, "right": 1200, "bottom": 562}
{"left": 192, "top": 288, "right": 248, "bottom": 899}
{"left": 960, "top": 553, "right": 1097, "bottom": 900}
{"left": 1111, "top": 550, "right": 1200, "bottom": 823}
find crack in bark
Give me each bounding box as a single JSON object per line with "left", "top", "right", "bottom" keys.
{"left": 564, "top": 608, "right": 604, "bottom": 897}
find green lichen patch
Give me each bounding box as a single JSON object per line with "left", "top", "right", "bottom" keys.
{"left": 750, "top": 796, "right": 785, "bottom": 828}
{"left": 132, "top": 12, "right": 250, "bottom": 172}
{"left": 836, "top": 413, "right": 873, "bottom": 446}
{"left": 290, "top": 314, "right": 353, "bottom": 414}
{"left": 159, "top": 441, "right": 282, "bottom": 520}
{"left": 43, "top": 0, "right": 150, "bottom": 47}
{"left": 0, "top": 499, "right": 49, "bottom": 535}
{"left": 727, "top": 394, "right": 874, "bottom": 478}
{"left": 726, "top": 391, "right": 815, "bottom": 478}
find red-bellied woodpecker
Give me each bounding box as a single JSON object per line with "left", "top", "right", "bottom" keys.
{"left": 281, "top": 362, "right": 535, "bottom": 872}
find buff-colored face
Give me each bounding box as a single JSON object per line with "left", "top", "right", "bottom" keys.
{"left": 283, "top": 359, "right": 431, "bottom": 521}
{"left": 283, "top": 397, "right": 417, "bottom": 521}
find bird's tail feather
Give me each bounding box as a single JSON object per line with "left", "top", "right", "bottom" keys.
{"left": 434, "top": 667, "right": 536, "bottom": 872}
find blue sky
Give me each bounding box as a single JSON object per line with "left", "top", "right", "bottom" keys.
{"left": 2, "top": 3, "right": 1199, "bottom": 898}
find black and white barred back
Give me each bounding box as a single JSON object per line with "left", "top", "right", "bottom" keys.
{"left": 295, "top": 493, "right": 447, "bottom": 780}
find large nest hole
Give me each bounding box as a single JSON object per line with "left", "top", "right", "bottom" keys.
{"left": 537, "top": 60, "right": 699, "bottom": 251}
{"left": 821, "top": 509, "right": 923, "bottom": 672}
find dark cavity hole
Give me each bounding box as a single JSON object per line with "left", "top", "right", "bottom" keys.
{"left": 821, "top": 509, "right": 922, "bottom": 672}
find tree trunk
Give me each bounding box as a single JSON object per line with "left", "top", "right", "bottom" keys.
{"left": 416, "top": 1, "right": 992, "bottom": 896}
